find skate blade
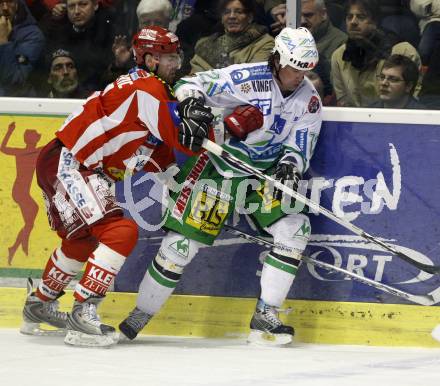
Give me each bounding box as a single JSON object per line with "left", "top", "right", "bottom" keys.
{"left": 117, "top": 332, "right": 131, "bottom": 344}
{"left": 20, "top": 322, "right": 66, "bottom": 337}
{"left": 64, "top": 330, "right": 118, "bottom": 348}
{"left": 432, "top": 324, "right": 440, "bottom": 343}
{"left": 247, "top": 329, "right": 293, "bottom": 346}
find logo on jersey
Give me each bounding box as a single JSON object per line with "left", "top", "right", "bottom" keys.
{"left": 240, "top": 83, "right": 251, "bottom": 93}
{"left": 249, "top": 98, "right": 272, "bottom": 116}
{"left": 308, "top": 95, "right": 320, "bottom": 113}
{"left": 295, "top": 128, "right": 308, "bottom": 153}
{"left": 236, "top": 140, "right": 283, "bottom": 162}
{"left": 172, "top": 152, "right": 210, "bottom": 220}
{"left": 269, "top": 114, "right": 286, "bottom": 135}
{"left": 230, "top": 65, "right": 272, "bottom": 85}
{"left": 205, "top": 81, "right": 234, "bottom": 97}
{"left": 251, "top": 80, "right": 271, "bottom": 93}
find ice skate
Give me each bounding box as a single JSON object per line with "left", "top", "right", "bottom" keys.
{"left": 118, "top": 307, "right": 153, "bottom": 342}
{"left": 20, "top": 278, "right": 67, "bottom": 336}
{"left": 247, "top": 299, "right": 294, "bottom": 346}
{"left": 64, "top": 297, "right": 117, "bottom": 348}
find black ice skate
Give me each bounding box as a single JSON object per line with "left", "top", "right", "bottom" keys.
{"left": 64, "top": 297, "right": 117, "bottom": 347}
{"left": 20, "top": 278, "right": 67, "bottom": 336}
{"left": 247, "top": 299, "right": 294, "bottom": 346}
{"left": 119, "top": 307, "right": 153, "bottom": 341}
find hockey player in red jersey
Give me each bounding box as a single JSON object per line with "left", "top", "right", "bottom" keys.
{"left": 20, "top": 26, "right": 214, "bottom": 347}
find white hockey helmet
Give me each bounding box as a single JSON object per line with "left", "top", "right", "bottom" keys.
{"left": 273, "top": 27, "right": 319, "bottom": 70}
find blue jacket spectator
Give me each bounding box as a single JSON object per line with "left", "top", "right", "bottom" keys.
{"left": 0, "top": 0, "right": 45, "bottom": 96}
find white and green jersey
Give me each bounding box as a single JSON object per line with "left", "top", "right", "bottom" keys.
{"left": 174, "top": 62, "right": 322, "bottom": 176}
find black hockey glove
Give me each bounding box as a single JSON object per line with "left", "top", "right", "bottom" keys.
{"left": 177, "top": 97, "right": 214, "bottom": 152}
{"left": 273, "top": 161, "right": 301, "bottom": 201}
{"left": 178, "top": 97, "right": 214, "bottom": 124}
{"left": 178, "top": 118, "right": 210, "bottom": 152}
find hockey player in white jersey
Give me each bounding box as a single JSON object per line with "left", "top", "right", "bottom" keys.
{"left": 119, "top": 27, "right": 322, "bottom": 345}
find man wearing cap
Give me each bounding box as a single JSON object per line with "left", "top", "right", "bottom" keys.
{"left": 46, "top": 49, "right": 88, "bottom": 98}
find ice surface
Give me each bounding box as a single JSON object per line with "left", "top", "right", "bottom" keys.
{"left": 1, "top": 329, "right": 440, "bottom": 386}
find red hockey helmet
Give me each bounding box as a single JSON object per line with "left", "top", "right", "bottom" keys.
{"left": 132, "top": 26, "right": 181, "bottom": 66}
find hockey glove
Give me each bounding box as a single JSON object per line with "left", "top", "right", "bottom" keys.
{"left": 178, "top": 97, "right": 214, "bottom": 124}
{"left": 224, "top": 105, "right": 264, "bottom": 140}
{"left": 178, "top": 118, "right": 210, "bottom": 152}
{"left": 177, "top": 97, "right": 214, "bottom": 152}
{"left": 273, "top": 161, "right": 301, "bottom": 201}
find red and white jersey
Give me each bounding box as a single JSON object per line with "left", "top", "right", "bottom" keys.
{"left": 56, "top": 69, "right": 191, "bottom": 181}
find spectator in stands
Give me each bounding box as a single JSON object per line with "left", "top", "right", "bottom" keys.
{"left": 0, "top": 0, "right": 45, "bottom": 96}
{"left": 102, "top": 0, "right": 174, "bottom": 86}
{"left": 301, "top": 0, "right": 347, "bottom": 62}
{"left": 137, "top": 0, "right": 172, "bottom": 29}
{"left": 169, "top": 0, "right": 196, "bottom": 32}
{"left": 190, "top": 0, "right": 274, "bottom": 73}
{"left": 40, "top": 0, "right": 115, "bottom": 92}
{"left": 410, "top": 0, "right": 440, "bottom": 65}
{"left": 254, "top": 0, "right": 286, "bottom": 35}
{"left": 45, "top": 48, "right": 88, "bottom": 98}
{"left": 331, "top": 0, "right": 420, "bottom": 107}
{"left": 267, "top": 2, "right": 285, "bottom": 34}
{"left": 379, "top": 0, "right": 419, "bottom": 49}
{"left": 26, "top": 0, "right": 60, "bottom": 21}
{"left": 370, "top": 54, "right": 424, "bottom": 109}
{"left": 174, "top": 1, "right": 220, "bottom": 77}
{"left": 325, "top": 0, "right": 347, "bottom": 30}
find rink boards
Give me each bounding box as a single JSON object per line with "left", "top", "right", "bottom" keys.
{"left": 0, "top": 99, "right": 440, "bottom": 346}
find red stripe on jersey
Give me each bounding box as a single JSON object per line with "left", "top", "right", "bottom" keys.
{"left": 55, "top": 72, "right": 195, "bottom": 179}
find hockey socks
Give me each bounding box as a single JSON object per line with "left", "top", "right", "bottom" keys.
{"left": 74, "top": 243, "right": 125, "bottom": 301}
{"left": 36, "top": 248, "right": 84, "bottom": 301}
{"left": 260, "top": 251, "right": 301, "bottom": 307}
{"left": 136, "top": 249, "right": 184, "bottom": 315}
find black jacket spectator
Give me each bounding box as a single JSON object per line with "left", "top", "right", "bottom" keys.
{"left": 39, "top": 2, "right": 115, "bottom": 92}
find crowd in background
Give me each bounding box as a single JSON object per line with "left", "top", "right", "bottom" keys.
{"left": 1, "top": 0, "right": 439, "bottom": 109}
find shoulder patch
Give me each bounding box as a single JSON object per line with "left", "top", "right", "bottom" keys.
{"left": 308, "top": 96, "right": 320, "bottom": 113}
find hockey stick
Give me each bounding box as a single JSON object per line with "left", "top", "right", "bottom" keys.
{"left": 222, "top": 224, "right": 438, "bottom": 306}
{"left": 202, "top": 139, "right": 440, "bottom": 275}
